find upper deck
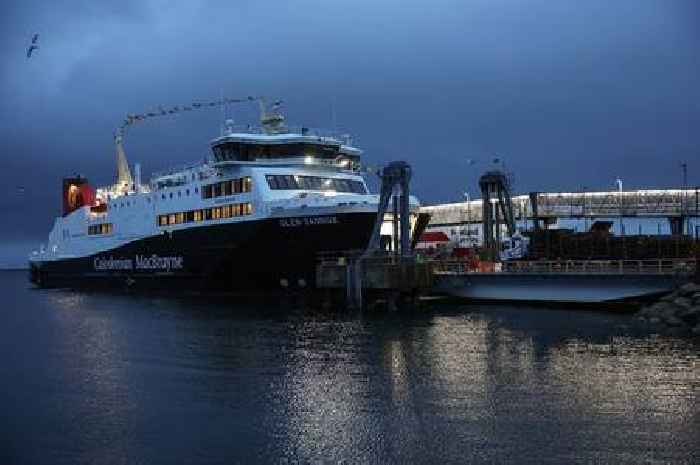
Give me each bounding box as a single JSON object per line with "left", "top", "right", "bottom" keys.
{"left": 209, "top": 124, "right": 362, "bottom": 171}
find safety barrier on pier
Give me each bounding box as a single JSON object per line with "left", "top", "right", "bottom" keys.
{"left": 432, "top": 259, "right": 697, "bottom": 275}
{"left": 423, "top": 188, "right": 700, "bottom": 225}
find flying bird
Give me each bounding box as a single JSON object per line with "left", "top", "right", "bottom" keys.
{"left": 26, "top": 33, "right": 39, "bottom": 58}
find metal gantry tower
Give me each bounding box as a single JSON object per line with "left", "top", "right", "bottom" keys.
{"left": 364, "top": 161, "right": 412, "bottom": 257}
{"left": 479, "top": 170, "right": 516, "bottom": 259}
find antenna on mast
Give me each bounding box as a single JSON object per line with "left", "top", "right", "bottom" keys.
{"left": 259, "top": 98, "right": 286, "bottom": 134}
{"left": 220, "top": 88, "right": 225, "bottom": 136}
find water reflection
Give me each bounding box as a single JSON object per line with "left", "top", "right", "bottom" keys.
{"left": 43, "top": 291, "right": 140, "bottom": 463}
{"left": 4, "top": 273, "right": 697, "bottom": 464}
{"left": 547, "top": 337, "right": 698, "bottom": 420}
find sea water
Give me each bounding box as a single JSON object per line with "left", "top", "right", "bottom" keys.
{"left": 1, "top": 270, "right": 697, "bottom": 464}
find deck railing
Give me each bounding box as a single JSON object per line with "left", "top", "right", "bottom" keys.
{"left": 432, "top": 258, "right": 697, "bottom": 275}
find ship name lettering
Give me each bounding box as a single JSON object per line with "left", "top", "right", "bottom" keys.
{"left": 93, "top": 257, "right": 133, "bottom": 271}
{"left": 135, "top": 254, "right": 184, "bottom": 271}
{"left": 279, "top": 216, "right": 339, "bottom": 227}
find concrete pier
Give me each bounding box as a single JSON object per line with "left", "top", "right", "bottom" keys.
{"left": 316, "top": 255, "right": 433, "bottom": 309}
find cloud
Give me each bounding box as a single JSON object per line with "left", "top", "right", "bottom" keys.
{"left": 0, "top": 0, "right": 698, "bottom": 244}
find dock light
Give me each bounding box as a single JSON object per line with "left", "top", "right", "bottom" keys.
{"left": 304, "top": 156, "right": 314, "bottom": 164}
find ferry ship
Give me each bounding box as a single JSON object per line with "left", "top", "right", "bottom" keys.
{"left": 29, "top": 101, "right": 410, "bottom": 291}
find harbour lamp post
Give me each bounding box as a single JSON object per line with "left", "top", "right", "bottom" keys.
{"left": 615, "top": 177, "right": 623, "bottom": 235}
{"left": 582, "top": 185, "right": 588, "bottom": 232}
{"left": 463, "top": 191, "right": 471, "bottom": 246}
{"left": 681, "top": 162, "right": 688, "bottom": 235}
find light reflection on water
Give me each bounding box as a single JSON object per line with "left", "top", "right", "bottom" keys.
{"left": 1, "top": 271, "right": 698, "bottom": 465}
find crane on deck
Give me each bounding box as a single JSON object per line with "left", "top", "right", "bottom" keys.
{"left": 113, "top": 95, "right": 276, "bottom": 192}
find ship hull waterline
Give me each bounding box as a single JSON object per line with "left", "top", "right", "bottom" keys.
{"left": 29, "top": 212, "right": 377, "bottom": 292}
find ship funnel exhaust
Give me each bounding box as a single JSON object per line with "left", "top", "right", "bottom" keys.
{"left": 115, "top": 129, "right": 133, "bottom": 190}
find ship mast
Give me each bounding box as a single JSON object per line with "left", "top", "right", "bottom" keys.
{"left": 114, "top": 128, "right": 133, "bottom": 191}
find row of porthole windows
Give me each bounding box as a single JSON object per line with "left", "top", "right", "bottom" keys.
{"left": 159, "top": 186, "right": 199, "bottom": 201}
{"left": 111, "top": 200, "right": 135, "bottom": 209}
{"left": 110, "top": 187, "right": 202, "bottom": 209}
{"left": 157, "top": 202, "right": 253, "bottom": 226}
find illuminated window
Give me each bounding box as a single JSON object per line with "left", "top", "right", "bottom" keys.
{"left": 203, "top": 177, "right": 251, "bottom": 199}
{"left": 157, "top": 202, "right": 253, "bottom": 227}
{"left": 88, "top": 223, "right": 113, "bottom": 235}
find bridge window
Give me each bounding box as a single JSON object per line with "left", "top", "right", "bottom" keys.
{"left": 212, "top": 142, "right": 344, "bottom": 162}
{"left": 265, "top": 175, "right": 366, "bottom": 194}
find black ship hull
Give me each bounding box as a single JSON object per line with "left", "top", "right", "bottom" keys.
{"left": 29, "top": 212, "right": 377, "bottom": 292}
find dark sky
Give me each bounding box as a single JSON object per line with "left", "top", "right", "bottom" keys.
{"left": 1, "top": 0, "right": 699, "bottom": 251}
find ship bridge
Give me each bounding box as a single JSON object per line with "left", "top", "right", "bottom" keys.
{"left": 209, "top": 126, "right": 361, "bottom": 171}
